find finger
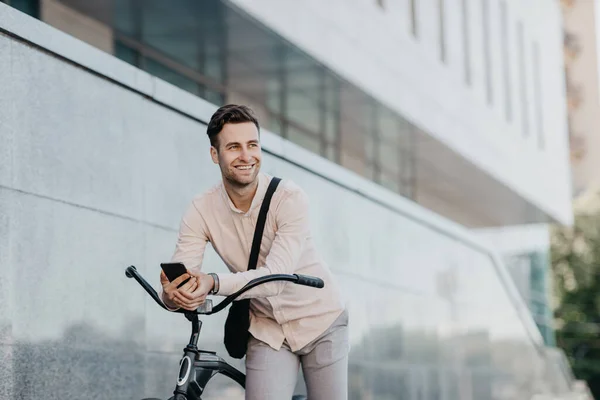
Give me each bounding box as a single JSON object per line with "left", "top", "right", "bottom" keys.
{"left": 166, "top": 292, "right": 186, "bottom": 306}
{"left": 184, "top": 299, "right": 206, "bottom": 311}
{"left": 187, "top": 281, "right": 204, "bottom": 296}
{"left": 169, "top": 273, "right": 191, "bottom": 288}
{"left": 189, "top": 295, "right": 206, "bottom": 307}
{"left": 179, "top": 277, "right": 197, "bottom": 292}
{"left": 160, "top": 270, "right": 169, "bottom": 285}
{"left": 178, "top": 287, "right": 199, "bottom": 301}
{"left": 173, "top": 291, "right": 197, "bottom": 307}
{"left": 185, "top": 294, "right": 206, "bottom": 308}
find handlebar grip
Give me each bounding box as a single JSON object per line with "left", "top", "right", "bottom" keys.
{"left": 294, "top": 274, "right": 324, "bottom": 289}
{"left": 125, "top": 265, "right": 137, "bottom": 278}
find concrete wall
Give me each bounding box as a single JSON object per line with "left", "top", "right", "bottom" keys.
{"left": 230, "top": 0, "right": 572, "bottom": 225}
{"left": 0, "top": 4, "right": 575, "bottom": 399}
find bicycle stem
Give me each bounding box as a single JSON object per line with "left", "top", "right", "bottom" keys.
{"left": 185, "top": 313, "right": 201, "bottom": 349}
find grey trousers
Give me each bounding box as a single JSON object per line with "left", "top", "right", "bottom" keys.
{"left": 244, "top": 309, "right": 350, "bottom": 400}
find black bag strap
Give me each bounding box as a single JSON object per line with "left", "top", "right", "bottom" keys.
{"left": 247, "top": 177, "right": 281, "bottom": 271}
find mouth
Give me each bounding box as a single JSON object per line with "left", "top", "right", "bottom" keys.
{"left": 234, "top": 164, "right": 255, "bottom": 171}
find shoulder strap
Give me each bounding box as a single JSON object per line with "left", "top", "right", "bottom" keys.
{"left": 247, "top": 177, "right": 281, "bottom": 271}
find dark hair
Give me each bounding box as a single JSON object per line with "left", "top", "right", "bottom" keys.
{"left": 206, "top": 104, "right": 260, "bottom": 148}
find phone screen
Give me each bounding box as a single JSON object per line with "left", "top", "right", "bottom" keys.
{"left": 161, "top": 262, "right": 191, "bottom": 288}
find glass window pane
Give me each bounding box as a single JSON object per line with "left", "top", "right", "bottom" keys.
{"left": 10, "top": 0, "right": 39, "bottom": 17}
{"left": 204, "top": 43, "right": 223, "bottom": 82}
{"left": 144, "top": 57, "right": 200, "bottom": 96}
{"left": 341, "top": 151, "right": 375, "bottom": 180}
{"left": 324, "top": 73, "right": 340, "bottom": 111}
{"left": 287, "top": 126, "right": 321, "bottom": 154}
{"left": 379, "top": 141, "right": 400, "bottom": 175}
{"left": 115, "top": 41, "right": 138, "bottom": 66}
{"left": 340, "top": 113, "right": 375, "bottom": 163}
{"left": 268, "top": 118, "right": 283, "bottom": 136}
{"left": 402, "top": 150, "right": 414, "bottom": 183}
{"left": 285, "top": 92, "right": 321, "bottom": 134}
{"left": 398, "top": 117, "right": 413, "bottom": 150}
{"left": 380, "top": 172, "right": 400, "bottom": 193}
{"left": 284, "top": 48, "right": 320, "bottom": 92}
{"left": 205, "top": 90, "right": 223, "bottom": 106}
{"left": 339, "top": 84, "right": 370, "bottom": 129}
{"left": 265, "top": 77, "right": 282, "bottom": 114}
{"left": 324, "top": 111, "right": 337, "bottom": 142}
{"left": 114, "top": 0, "right": 136, "bottom": 37}
{"left": 325, "top": 144, "right": 337, "bottom": 162}
{"left": 378, "top": 107, "right": 404, "bottom": 145}
{"left": 140, "top": 1, "right": 202, "bottom": 70}
{"left": 400, "top": 179, "right": 414, "bottom": 199}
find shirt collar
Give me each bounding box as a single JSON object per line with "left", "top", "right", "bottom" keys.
{"left": 221, "top": 172, "right": 269, "bottom": 215}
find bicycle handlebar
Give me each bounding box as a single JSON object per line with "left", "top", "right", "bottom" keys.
{"left": 125, "top": 265, "right": 324, "bottom": 315}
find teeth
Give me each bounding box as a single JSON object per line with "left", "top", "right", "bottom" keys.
{"left": 237, "top": 166, "right": 252, "bottom": 170}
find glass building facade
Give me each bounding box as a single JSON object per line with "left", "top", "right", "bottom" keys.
{"left": 504, "top": 251, "right": 556, "bottom": 347}
{"left": 3, "top": 0, "right": 417, "bottom": 199}
{"left": 0, "top": 0, "right": 39, "bottom": 18}
{"left": 110, "top": 0, "right": 417, "bottom": 199}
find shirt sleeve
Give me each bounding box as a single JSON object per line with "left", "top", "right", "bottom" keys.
{"left": 216, "top": 187, "right": 310, "bottom": 299}
{"left": 159, "top": 199, "right": 210, "bottom": 308}
{"left": 170, "top": 199, "right": 210, "bottom": 271}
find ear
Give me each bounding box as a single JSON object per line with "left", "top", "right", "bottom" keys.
{"left": 210, "top": 146, "right": 219, "bottom": 164}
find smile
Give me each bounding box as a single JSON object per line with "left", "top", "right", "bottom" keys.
{"left": 235, "top": 165, "right": 254, "bottom": 170}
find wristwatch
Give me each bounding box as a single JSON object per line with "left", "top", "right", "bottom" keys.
{"left": 207, "top": 273, "right": 219, "bottom": 295}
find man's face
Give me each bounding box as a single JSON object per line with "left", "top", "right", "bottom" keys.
{"left": 210, "top": 122, "right": 262, "bottom": 188}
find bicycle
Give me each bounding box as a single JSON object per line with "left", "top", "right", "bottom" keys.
{"left": 125, "top": 265, "right": 325, "bottom": 400}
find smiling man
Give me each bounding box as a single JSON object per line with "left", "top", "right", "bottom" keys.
{"left": 159, "top": 104, "right": 349, "bottom": 399}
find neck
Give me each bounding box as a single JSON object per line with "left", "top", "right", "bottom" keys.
{"left": 223, "top": 178, "right": 259, "bottom": 213}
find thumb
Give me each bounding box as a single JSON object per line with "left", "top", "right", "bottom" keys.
{"left": 160, "top": 270, "right": 168, "bottom": 284}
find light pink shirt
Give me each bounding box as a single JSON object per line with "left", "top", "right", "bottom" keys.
{"left": 169, "top": 172, "right": 345, "bottom": 352}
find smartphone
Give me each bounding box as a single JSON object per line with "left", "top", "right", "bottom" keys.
{"left": 161, "top": 262, "right": 191, "bottom": 288}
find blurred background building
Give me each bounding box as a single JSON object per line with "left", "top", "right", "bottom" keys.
{"left": 0, "top": 0, "right": 593, "bottom": 399}
{"left": 562, "top": 0, "right": 600, "bottom": 197}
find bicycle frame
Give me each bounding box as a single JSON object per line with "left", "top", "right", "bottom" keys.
{"left": 172, "top": 313, "right": 245, "bottom": 399}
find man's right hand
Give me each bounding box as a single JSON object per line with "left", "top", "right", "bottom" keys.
{"left": 161, "top": 270, "right": 199, "bottom": 310}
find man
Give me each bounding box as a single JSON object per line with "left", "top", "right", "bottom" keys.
{"left": 159, "top": 104, "right": 349, "bottom": 399}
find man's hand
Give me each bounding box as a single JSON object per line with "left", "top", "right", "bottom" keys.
{"left": 178, "top": 271, "right": 215, "bottom": 311}
{"left": 160, "top": 270, "right": 198, "bottom": 310}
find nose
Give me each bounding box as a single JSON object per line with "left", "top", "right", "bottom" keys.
{"left": 239, "top": 147, "right": 251, "bottom": 163}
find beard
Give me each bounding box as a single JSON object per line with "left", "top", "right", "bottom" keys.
{"left": 221, "top": 163, "right": 260, "bottom": 188}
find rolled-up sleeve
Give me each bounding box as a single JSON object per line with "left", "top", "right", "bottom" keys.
{"left": 216, "top": 188, "right": 309, "bottom": 299}
{"left": 170, "top": 200, "right": 210, "bottom": 271}
{"left": 159, "top": 199, "right": 210, "bottom": 306}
